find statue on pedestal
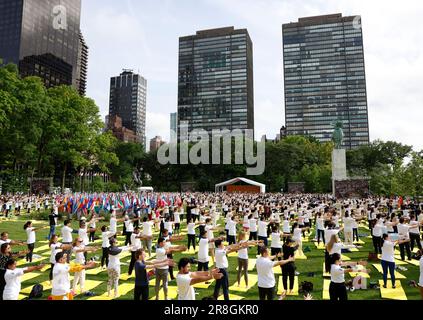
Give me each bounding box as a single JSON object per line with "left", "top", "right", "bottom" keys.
{"left": 332, "top": 121, "right": 344, "bottom": 149}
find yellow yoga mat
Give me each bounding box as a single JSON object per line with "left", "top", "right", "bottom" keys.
{"left": 85, "top": 267, "right": 106, "bottom": 275}
{"left": 150, "top": 285, "right": 178, "bottom": 300}
{"left": 379, "top": 280, "right": 407, "bottom": 300}
{"left": 21, "top": 280, "right": 52, "bottom": 294}
{"left": 193, "top": 279, "right": 215, "bottom": 289}
{"left": 21, "top": 272, "right": 43, "bottom": 283}
{"left": 348, "top": 247, "right": 359, "bottom": 252}
{"left": 33, "top": 244, "right": 51, "bottom": 253}
{"left": 87, "top": 283, "right": 135, "bottom": 300}
{"left": 294, "top": 251, "right": 307, "bottom": 260}
{"left": 349, "top": 271, "right": 370, "bottom": 279}
{"left": 228, "top": 251, "right": 238, "bottom": 257}
{"left": 229, "top": 274, "right": 258, "bottom": 292}
{"left": 353, "top": 240, "right": 366, "bottom": 245}
{"left": 218, "top": 293, "right": 245, "bottom": 300}
{"left": 322, "top": 262, "right": 330, "bottom": 278}
{"left": 73, "top": 280, "right": 103, "bottom": 295}
{"left": 277, "top": 275, "right": 299, "bottom": 296}
{"left": 18, "top": 294, "right": 28, "bottom": 300}
{"left": 313, "top": 242, "right": 326, "bottom": 250}
{"left": 16, "top": 256, "right": 47, "bottom": 267}
{"left": 182, "top": 247, "right": 198, "bottom": 255}
{"left": 372, "top": 264, "right": 406, "bottom": 279}
{"left": 119, "top": 273, "right": 135, "bottom": 281}
{"left": 236, "top": 259, "right": 256, "bottom": 272}
{"left": 322, "top": 279, "right": 330, "bottom": 300}
{"left": 394, "top": 255, "right": 420, "bottom": 267}
{"left": 273, "top": 266, "right": 282, "bottom": 275}
{"left": 341, "top": 254, "right": 351, "bottom": 261}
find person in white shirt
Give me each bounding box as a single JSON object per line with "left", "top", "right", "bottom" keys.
{"left": 397, "top": 217, "right": 413, "bottom": 260}
{"left": 324, "top": 222, "right": 343, "bottom": 273}
{"left": 23, "top": 221, "right": 48, "bottom": 263}
{"left": 256, "top": 246, "right": 294, "bottom": 300}
{"left": 141, "top": 217, "right": 156, "bottom": 256}
{"left": 124, "top": 215, "right": 140, "bottom": 246}
{"left": 315, "top": 212, "right": 326, "bottom": 245}
{"left": 61, "top": 219, "right": 77, "bottom": 263}
{"left": 343, "top": 213, "right": 357, "bottom": 245}
{"left": 128, "top": 227, "right": 152, "bottom": 275}
{"left": 100, "top": 225, "right": 114, "bottom": 268}
{"left": 107, "top": 238, "right": 131, "bottom": 298}
{"left": 0, "top": 232, "right": 24, "bottom": 248}
{"left": 292, "top": 222, "right": 309, "bottom": 257}
{"left": 51, "top": 251, "right": 96, "bottom": 300}
{"left": 380, "top": 234, "right": 408, "bottom": 289}
{"left": 213, "top": 239, "right": 244, "bottom": 300}
{"left": 329, "top": 253, "right": 366, "bottom": 301}
{"left": 187, "top": 218, "right": 199, "bottom": 251}
{"left": 408, "top": 214, "right": 423, "bottom": 251}
{"left": 227, "top": 216, "right": 241, "bottom": 245}
{"left": 197, "top": 230, "right": 214, "bottom": 271}
{"left": 3, "top": 259, "right": 45, "bottom": 300}
{"left": 72, "top": 238, "right": 100, "bottom": 294}
{"left": 176, "top": 258, "right": 223, "bottom": 300}
{"left": 249, "top": 214, "right": 258, "bottom": 240}
{"left": 49, "top": 235, "right": 72, "bottom": 281}
{"left": 236, "top": 231, "right": 262, "bottom": 288}
{"left": 372, "top": 215, "right": 384, "bottom": 254}
{"left": 173, "top": 208, "right": 181, "bottom": 235}
{"left": 257, "top": 216, "right": 269, "bottom": 254}
{"left": 155, "top": 237, "right": 186, "bottom": 300}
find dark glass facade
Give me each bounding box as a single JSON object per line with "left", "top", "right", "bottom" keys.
{"left": 178, "top": 27, "right": 254, "bottom": 141}
{"left": 0, "top": 0, "right": 86, "bottom": 94}
{"left": 109, "top": 70, "right": 147, "bottom": 146}
{"left": 283, "top": 14, "right": 370, "bottom": 149}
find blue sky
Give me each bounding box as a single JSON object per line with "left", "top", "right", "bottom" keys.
{"left": 80, "top": 0, "right": 423, "bottom": 150}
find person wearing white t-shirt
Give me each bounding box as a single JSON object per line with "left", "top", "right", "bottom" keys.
{"left": 249, "top": 215, "right": 258, "bottom": 240}
{"left": 107, "top": 239, "right": 131, "bottom": 298}
{"left": 227, "top": 216, "right": 241, "bottom": 245}
{"left": 236, "top": 231, "right": 262, "bottom": 288}
{"left": 342, "top": 213, "right": 356, "bottom": 245}
{"left": 141, "top": 217, "right": 156, "bottom": 256}
{"left": 316, "top": 213, "right": 326, "bottom": 245}
{"left": 380, "top": 234, "right": 408, "bottom": 289}
{"left": 397, "top": 217, "right": 413, "bottom": 261}
{"left": 213, "top": 239, "right": 244, "bottom": 300}
{"left": 61, "top": 219, "right": 77, "bottom": 263}
{"left": 72, "top": 237, "right": 100, "bottom": 294}
{"left": 197, "top": 230, "right": 212, "bottom": 271}
{"left": 324, "top": 223, "right": 343, "bottom": 273}
{"left": 100, "top": 225, "right": 114, "bottom": 268}
{"left": 372, "top": 215, "right": 384, "bottom": 254}
{"left": 292, "top": 222, "right": 309, "bottom": 257}
{"left": 173, "top": 209, "right": 181, "bottom": 235}
{"left": 176, "top": 258, "right": 223, "bottom": 300}
{"left": 256, "top": 246, "right": 295, "bottom": 300}
{"left": 23, "top": 221, "right": 48, "bottom": 263}
{"left": 329, "top": 253, "right": 366, "bottom": 301}
{"left": 3, "top": 259, "right": 45, "bottom": 300}
{"left": 155, "top": 237, "right": 186, "bottom": 300}
{"left": 51, "top": 251, "right": 96, "bottom": 300}
{"left": 408, "top": 214, "right": 423, "bottom": 251}
{"left": 257, "top": 217, "right": 269, "bottom": 253}
{"left": 49, "top": 235, "right": 72, "bottom": 281}
{"left": 0, "top": 232, "right": 24, "bottom": 248}
{"left": 187, "top": 218, "right": 200, "bottom": 251}
{"left": 128, "top": 227, "right": 152, "bottom": 276}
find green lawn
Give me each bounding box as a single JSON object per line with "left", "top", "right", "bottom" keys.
{"left": 0, "top": 213, "right": 421, "bottom": 300}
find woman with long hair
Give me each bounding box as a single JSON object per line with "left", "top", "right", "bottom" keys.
{"left": 23, "top": 221, "right": 48, "bottom": 263}
{"left": 49, "top": 235, "right": 72, "bottom": 282}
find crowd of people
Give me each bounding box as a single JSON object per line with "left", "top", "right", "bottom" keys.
{"left": 0, "top": 192, "right": 422, "bottom": 301}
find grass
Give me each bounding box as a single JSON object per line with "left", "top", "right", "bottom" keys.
{"left": 0, "top": 213, "right": 421, "bottom": 301}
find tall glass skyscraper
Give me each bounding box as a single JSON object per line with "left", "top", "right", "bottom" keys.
{"left": 109, "top": 70, "right": 147, "bottom": 146}
{"left": 178, "top": 27, "right": 254, "bottom": 141}
{"left": 283, "top": 14, "right": 370, "bottom": 149}
{"left": 170, "top": 112, "right": 177, "bottom": 143}
{"left": 0, "top": 0, "right": 87, "bottom": 95}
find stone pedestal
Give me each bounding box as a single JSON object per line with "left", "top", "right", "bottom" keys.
{"left": 332, "top": 149, "right": 347, "bottom": 196}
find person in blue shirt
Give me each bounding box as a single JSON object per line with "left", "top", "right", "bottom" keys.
{"left": 134, "top": 248, "right": 174, "bottom": 300}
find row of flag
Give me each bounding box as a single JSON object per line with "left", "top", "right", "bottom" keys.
{"left": 56, "top": 193, "right": 183, "bottom": 214}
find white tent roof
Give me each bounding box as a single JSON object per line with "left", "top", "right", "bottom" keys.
{"left": 215, "top": 177, "right": 266, "bottom": 193}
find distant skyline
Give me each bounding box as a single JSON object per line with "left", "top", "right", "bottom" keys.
{"left": 81, "top": 0, "right": 423, "bottom": 150}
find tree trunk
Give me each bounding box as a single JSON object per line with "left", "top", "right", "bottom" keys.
{"left": 62, "top": 162, "right": 67, "bottom": 191}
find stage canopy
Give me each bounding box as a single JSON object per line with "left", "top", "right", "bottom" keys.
{"left": 215, "top": 177, "right": 266, "bottom": 194}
